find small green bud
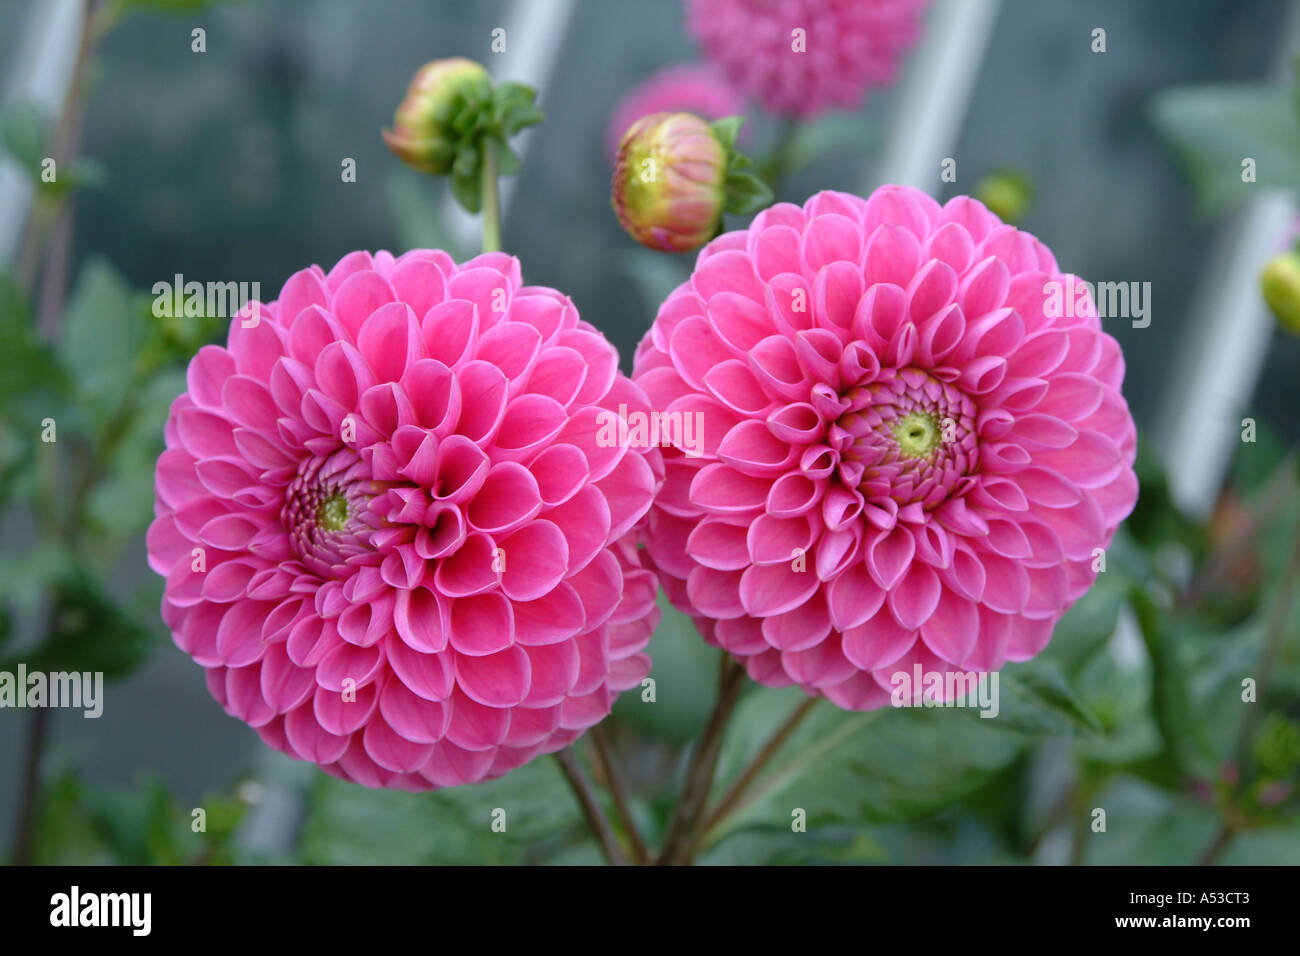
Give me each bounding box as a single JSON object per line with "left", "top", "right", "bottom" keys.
{"left": 1261, "top": 251, "right": 1300, "bottom": 336}
{"left": 975, "top": 170, "right": 1034, "bottom": 225}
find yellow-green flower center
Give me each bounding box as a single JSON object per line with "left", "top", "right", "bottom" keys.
{"left": 316, "top": 493, "right": 349, "bottom": 532}
{"left": 892, "top": 411, "right": 941, "bottom": 459}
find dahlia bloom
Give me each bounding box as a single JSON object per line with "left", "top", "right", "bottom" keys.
{"left": 605, "top": 63, "right": 745, "bottom": 161}
{"left": 686, "top": 0, "right": 929, "bottom": 118}
{"left": 148, "top": 249, "right": 662, "bottom": 789}
{"left": 633, "top": 186, "right": 1138, "bottom": 710}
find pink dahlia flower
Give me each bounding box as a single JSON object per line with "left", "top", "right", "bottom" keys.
{"left": 632, "top": 186, "right": 1138, "bottom": 710}
{"left": 605, "top": 63, "right": 745, "bottom": 161}
{"left": 148, "top": 249, "right": 663, "bottom": 790}
{"left": 686, "top": 0, "right": 929, "bottom": 118}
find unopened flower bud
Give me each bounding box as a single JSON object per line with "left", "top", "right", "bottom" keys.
{"left": 975, "top": 170, "right": 1034, "bottom": 225}
{"left": 383, "top": 57, "right": 492, "bottom": 175}
{"left": 1261, "top": 251, "right": 1300, "bottom": 336}
{"left": 612, "top": 112, "right": 728, "bottom": 253}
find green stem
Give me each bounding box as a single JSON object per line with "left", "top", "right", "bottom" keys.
{"left": 1231, "top": 520, "right": 1300, "bottom": 795}
{"left": 552, "top": 748, "right": 627, "bottom": 866}
{"left": 480, "top": 139, "right": 502, "bottom": 253}
{"left": 762, "top": 119, "right": 800, "bottom": 197}
{"left": 700, "top": 696, "right": 819, "bottom": 840}
{"left": 589, "top": 724, "right": 650, "bottom": 865}
{"left": 657, "top": 656, "right": 747, "bottom": 865}
{"left": 1197, "top": 487, "right": 1300, "bottom": 866}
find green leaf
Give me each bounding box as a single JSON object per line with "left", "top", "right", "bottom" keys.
{"left": 1079, "top": 776, "right": 1219, "bottom": 865}
{"left": 81, "top": 367, "right": 184, "bottom": 541}
{"left": 37, "top": 156, "right": 108, "bottom": 201}
{"left": 980, "top": 659, "right": 1104, "bottom": 736}
{"left": 1, "top": 566, "right": 157, "bottom": 679}
{"left": 0, "top": 541, "right": 75, "bottom": 617}
{"left": 492, "top": 82, "right": 543, "bottom": 139}
{"left": 1131, "top": 586, "right": 1214, "bottom": 777}
{"left": 449, "top": 168, "right": 482, "bottom": 214}
{"left": 724, "top": 169, "right": 775, "bottom": 216}
{"left": 704, "top": 688, "right": 1024, "bottom": 850}
{"left": 1149, "top": 83, "right": 1300, "bottom": 215}
{"left": 1041, "top": 570, "right": 1128, "bottom": 675}
{"left": 30, "top": 773, "right": 242, "bottom": 866}
{"left": 491, "top": 137, "right": 522, "bottom": 176}
{"left": 709, "top": 116, "right": 745, "bottom": 152}
{"left": 299, "top": 757, "right": 581, "bottom": 864}
{"left": 58, "top": 258, "right": 147, "bottom": 434}
{"left": 0, "top": 271, "right": 69, "bottom": 405}
{"left": 0, "top": 102, "right": 49, "bottom": 174}
{"left": 83, "top": 463, "right": 157, "bottom": 539}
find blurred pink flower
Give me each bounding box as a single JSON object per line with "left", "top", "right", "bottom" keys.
{"left": 148, "top": 249, "right": 663, "bottom": 790}
{"left": 686, "top": 0, "right": 928, "bottom": 118}
{"left": 632, "top": 186, "right": 1138, "bottom": 709}
{"left": 605, "top": 63, "right": 745, "bottom": 161}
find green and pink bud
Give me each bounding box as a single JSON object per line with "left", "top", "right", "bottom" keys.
{"left": 382, "top": 58, "right": 541, "bottom": 216}
{"left": 612, "top": 113, "right": 772, "bottom": 253}
{"left": 383, "top": 57, "right": 493, "bottom": 175}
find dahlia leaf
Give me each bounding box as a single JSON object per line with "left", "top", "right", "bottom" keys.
{"left": 1131, "top": 586, "right": 1214, "bottom": 778}
{"left": 59, "top": 258, "right": 147, "bottom": 434}
{"left": 493, "top": 82, "right": 543, "bottom": 137}
{"left": 983, "top": 660, "right": 1104, "bottom": 737}
{"left": 1149, "top": 82, "right": 1300, "bottom": 215}
{"left": 1039, "top": 570, "right": 1127, "bottom": 675}
{"left": 449, "top": 167, "right": 482, "bottom": 214}
{"left": 0, "top": 271, "right": 69, "bottom": 404}
{"left": 0, "top": 101, "right": 48, "bottom": 175}
{"left": 0, "top": 566, "right": 155, "bottom": 680}
{"left": 491, "top": 137, "right": 522, "bottom": 176}
{"left": 299, "top": 758, "right": 580, "bottom": 865}
{"left": 708, "top": 687, "right": 1022, "bottom": 844}
{"left": 724, "top": 169, "right": 774, "bottom": 216}
{"left": 709, "top": 115, "right": 745, "bottom": 152}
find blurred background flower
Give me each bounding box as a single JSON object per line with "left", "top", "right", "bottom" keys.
{"left": 684, "top": 0, "right": 929, "bottom": 118}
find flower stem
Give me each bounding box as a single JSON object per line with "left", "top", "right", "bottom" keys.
{"left": 11, "top": 707, "right": 51, "bottom": 864}
{"left": 657, "top": 656, "right": 748, "bottom": 865}
{"left": 700, "top": 695, "right": 819, "bottom": 840}
{"left": 1197, "top": 822, "right": 1237, "bottom": 867}
{"left": 552, "top": 747, "right": 627, "bottom": 866}
{"left": 1198, "top": 490, "right": 1300, "bottom": 865}
{"left": 11, "top": 0, "right": 103, "bottom": 867}
{"left": 761, "top": 118, "right": 800, "bottom": 197}
{"left": 1231, "top": 523, "right": 1300, "bottom": 790}
{"left": 589, "top": 724, "right": 650, "bottom": 865}
{"left": 480, "top": 139, "right": 502, "bottom": 253}
{"left": 1179, "top": 446, "right": 1296, "bottom": 610}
